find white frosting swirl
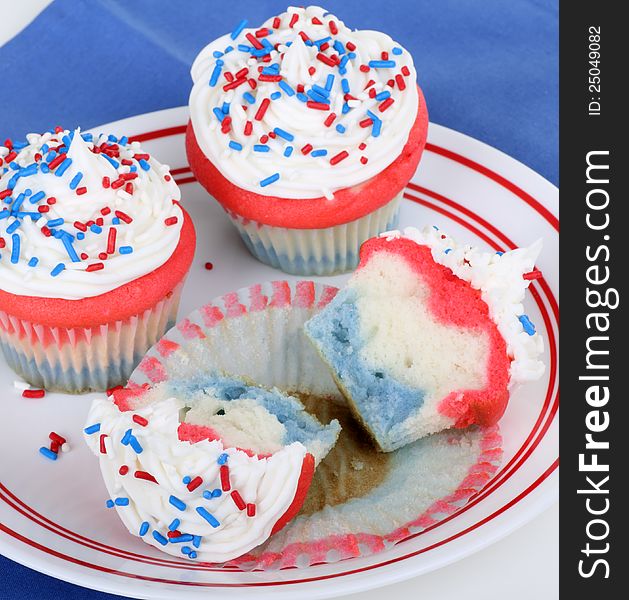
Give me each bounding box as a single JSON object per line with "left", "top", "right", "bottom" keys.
{"left": 84, "top": 395, "right": 306, "bottom": 563}
{"left": 189, "top": 5, "right": 419, "bottom": 199}
{"left": 379, "top": 226, "right": 546, "bottom": 382}
{"left": 0, "top": 129, "right": 183, "bottom": 300}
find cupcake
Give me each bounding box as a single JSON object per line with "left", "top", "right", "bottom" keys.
{"left": 0, "top": 128, "right": 196, "bottom": 393}
{"left": 187, "top": 5, "right": 428, "bottom": 275}
{"left": 84, "top": 375, "right": 340, "bottom": 562}
{"left": 305, "top": 227, "right": 545, "bottom": 452}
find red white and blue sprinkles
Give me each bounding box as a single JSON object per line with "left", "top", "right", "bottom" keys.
{"left": 190, "top": 6, "right": 419, "bottom": 199}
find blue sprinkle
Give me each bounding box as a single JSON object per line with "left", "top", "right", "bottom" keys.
{"left": 253, "top": 144, "right": 270, "bottom": 153}
{"left": 114, "top": 497, "right": 130, "bottom": 506}
{"left": 139, "top": 522, "right": 150, "bottom": 536}
{"left": 237, "top": 44, "right": 251, "bottom": 52}
{"left": 129, "top": 436, "right": 143, "bottom": 454}
{"left": 119, "top": 136, "right": 128, "bottom": 146}
{"left": 518, "top": 314, "right": 536, "bottom": 336}
{"left": 212, "top": 489, "right": 222, "bottom": 498}
{"left": 118, "top": 246, "right": 133, "bottom": 254}
{"left": 28, "top": 257, "right": 39, "bottom": 267}
{"left": 168, "top": 519, "right": 181, "bottom": 531}
{"left": 19, "top": 164, "right": 38, "bottom": 177}
{"left": 196, "top": 506, "right": 220, "bottom": 528}
{"left": 169, "top": 495, "right": 187, "bottom": 511}
{"left": 341, "top": 78, "right": 350, "bottom": 94}
{"left": 50, "top": 263, "right": 65, "bottom": 277}
{"left": 90, "top": 224, "right": 102, "bottom": 234}
{"left": 70, "top": 174, "right": 84, "bottom": 192}
{"left": 392, "top": 47, "right": 403, "bottom": 55}
{"left": 311, "top": 149, "right": 328, "bottom": 157}
{"left": 107, "top": 134, "right": 118, "bottom": 143}
{"left": 313, "top": 36, "right": 332, "bottom": 48}
{"left": 336, "top": 124, "right": 346, "bottom": 134}
{"left": 367, "top": 110, "right": 382, "bottom": 137}
{"left": 138, "top": 159, "right": 151, "bottom": 171}
{"left": 153, "top": 531, "right": 168, "bottom": 546}
{"left": 11, "top": 192, "right": 26, "bottom": 212}
{"left": 10, "top": 234, "right": 20, "bottom": 263}
{"left": 325, "top": 74, "right": 335, "bottom": 91}
{"left": 215, "top": 59, "right": 224, "bottom": 66}
{"left": 181, "top": 546, "right": 191, "bottom": 555}
{"left": 12, "top": 140, "right": 28, "bottom": 149}
{"left": 84, "top": 423, "right": 101, "bottom": 435}
{"left": 342, "top": 102, "right": 351, "bottom": 114}
{"left": 62, "top": 236, "right": 80, "bottom": 263}
{"left": 230, "top": 18, "right": 248, "bottom": 40}
{"left": 41, "top": 143, "right": 50, "bottom": 152}
{"left": 274, "top": 127, "right": 294, "bottom": 142}
{"left": 496, "top": 251, "right": 504, "bottom": 256}
{"left": 307, "top": 89, "right": 329, "bottom": 104}
{"left": 251, "top": 46, "right": 271, "bottom": 57}
{"left": 7, "top": 220, "right": 20, "bottom": 234}
{"left": 217, "top": 453, "right": 229, "bottom": 465}
{"left": 101, "top": 154, "right": 119, "bottom": 169}
{"left": 40, "top": 163, "right": 50, "bottom": 174}
{"left": 0, "top": 210, "right": 10, "bottom": 220}
{"left": 39, "top": 447, "right": 58, "bottom": 461}
{"left": 368, "top": 60, "right": 396, "bottom": 68}
{"left": 54, "top": 158, "right": 73, "bottom": 177}
{"left": 189, "top": 551, "right": 197, "bottom": 559}
{"left": 243, "top": 92, "right": 256, "bottom": 104}
{"left": 225, "top": 45, "right": 234, "bottom": 52}
{"left": 209, "top": 64, "right": 222, "bottom": 87}
{"left": 111, "top": 217, "right": 120, "bottom": 225}
{"left": 182, "top": 476, "right": 191, "bottom": 485}
{"left": 47, "top": 218, "right": 64, "bottom": 228}
{"left": 222, "top": 101, "right": 230, "bottom": 114}
{"left": 202, "top": 490, "right": 213, "bottom": 500}
{"left": 444, "top": 248, "right": 452, "bottom": 254}
{"left": 169, "top": 534, "right": 194, "bottom": 543}
{"left": 81, "top": 134, "right": 93, "bottom": 142}
{"left": 284, "top": 145, "right": 294, "bottom": 157}
{"left": 270, "top": 91, "right": 282, "bottom": 100}
{"left": 76, "top": 232, "right": 85, "bottom": 240}
{"left": 333, "top": 40, "right": 345, "bottom": 55}
{"left": 213, "top": 50, "right": 223, "bottom": 58}
{"left": 212, "top": 107, "right": 225, "bottom": 122}
{"left": 121, "top": 429, "right": 132, "bottom": 445}
{"left": 296, "top": 92, "right": 308, "bottom": 103}
{"left": 229, "top": 141, "right": 243, "bottom": 151}
{"left": 106, "top": 499, "right": 114, "bottom": 508}
{"left": 28, "top": 191, "right": 46, "bottom": 205}
{"left": 278, "top": 80, "right": 295, "bottom": 96}
{"left": 375, "top": 91, "right": 391, "bottom": 101}
{"left": 192, "top": 535, "right": 202, "bottom": 548}
{"left": 339, "top": 55, "right": 350, "bottom": 70}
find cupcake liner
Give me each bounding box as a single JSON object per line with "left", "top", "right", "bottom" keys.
{"left": 0, "top": 281, "right": 184, "bottom": 393}
{"left": 225, "top": 192, "right": 403, "bottom": 276}
{"left": 128, "top": 280, "right": 503, "bottom": 570}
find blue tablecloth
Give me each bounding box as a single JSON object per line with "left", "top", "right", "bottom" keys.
{"left": 0, "top": 1, "right": 557, "bottom": 598}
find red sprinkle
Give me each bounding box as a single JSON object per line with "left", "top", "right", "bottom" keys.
{"left": 124, "top": 182, "right": 134, "bottom": 195}
{"left": 324, "top": 113, "right": 337, "bottom": 127}
{"left": 260, "top": 134, "right": 269, "bottom": 144}
{"left": 106, "top": 228, "right": 117, "bottom": 254}
{"left": 364, "top": 79, "right": 376, "bottom": 90}
{"left": 381, "top": 51, "right": 389, "bottom": 60}
{"left": 220, "top": 465, "right": 231, "bottom": 491}
{"left": 301, "top": 144, "right": 313, "bottom": 155}
{"left": 329, "top": 20, "right": 338, "bottom": 34}
{"left": 246, "top": 32, "right": 264, "bottom": 50}
{"left": 86, "top": 263, "right": 104, "bottom": 272}
{"left": 258, "top": 74, "right": 282, "bottom": 82}
{"left": 248, "top": 78, "right": 257, "bottom": 89}
{"left": 368, "top": 88, "right": 376, "bottom": 99}
{"left": 289, "top": 13, "right": 299, "bottom": 28}
{"left": 164, "top": 216, "right": 178, "bottom": 226}
{"left": 272, "top": 16, "right": 281, "bottom": 29}
{"left": 379, "top": 97, "right": 395, "bottom": 112}
{"left": 47, "top": 197, "right": 56, "bottom": 205}
{"left": 80, "top": 253, "right": 88, "bottom": 260}
{"left": 115, "top": 210, "right": 133, "bottom": 224}
{"left": 306, "top": 101, "right": 330, "bottom": 111}
{"left": 38, "top": 206, "right": 50, "bottom": 213}
{"left": 49, "top": 432, "right": 66, "bottom": 445}
{"left": 235, "top": 67, "right": 249, "bottom": 79}
{"left": 401, "top": 65, "right": 411, "bottom": 76}
{"left": 167, "top": 530, "right": 182, "bottom": 539}
{"left": 231, "top": 490, "right": 246, "bottom": 510}
{"left": 76, "top": 186, "right": 88, "bottom": 196}
{"left": 74, "top": 221, "right": 87, "bottom": 232}
{"left": 359, "top": 118, "right": 374, "bottom": 128}
{"left": 316, "top": 52, "right": 336, "bottom": 67}
{"left": 311, "top": 16, "right": 323, "bottom": 25}
{"left": 0, "top": 238, "right": 4, "bottom": 249}
{"left": 246, "top": 503, "right": 256, "bottom": 517}
{"left": 523, "top": 270, "right": 543, "bottom": 280}
{"left": 135, "top": 471, "right": 158, "bottom": 484}
{"left": 111, "top": 178, "right": 125, "bottom": 189}
{"left": 255, "top": 98, "right": 271, "bottom": 121}
{"left": 50, "top": 441, "right": 61, "bottom": 454}
{"left": 98, "top": 252, "right": 108, "bottom": 261}
{"left": 255, "top": 28, "right": 270, "bottom": 38}
{"left": 346, "top": 41, "right": 356, "bottom": 51}
{"left": 224, "top": 71, "right": 234, "bottom": 83}
{"left": 244, "top": 121, "right": 253, "bottom": 136}
{"left": 359, "top": 64, "right": 370, "bottom": 73}
{"left": 22, "top": 389, "right": 45, "bottom": 399}
{"left": 41, "top": 226, "right": 52, "bottom": 237}
{"left": 5, "top": 151, "right": 17, "bottom": 163}
{"left": 330, "top": 150, "right": 349, "bottom": 165}
{"left": 395, "top": 74, "right": 406, "bottom": 91}
{"left": 101, "top": 207, "right": 111, "bottom": 216}
{"left": 132, "top": 414, "right": 149, "bottom": 427}
{"left": 308, "top": 66, "right": 316, "bottom": 76}
{"left": 187, "top": 476, "right": 203, "bottom": 492}
{"left": 99, "top": 434, "right": 107, "bottom": 454}
{"left": 360, "top": 156, "right": 368, "bottom": 164}
{"left": 47, "top": 153, "right": 67, "bottom": 170}
{"left": 205, "top": 262, "right": 214, "bottom": 270}
{"left": 119, "top": 465, "right": 129, "bottom": 475}
{"left": 0, "top": 189, "right": 12, "bottom": 200}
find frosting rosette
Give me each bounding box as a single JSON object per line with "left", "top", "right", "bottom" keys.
{"left": 84, "top": 376, "right": 340, "bottom": 563}
{"left": 187, "top": 5, "right": 429, "bottom": 275}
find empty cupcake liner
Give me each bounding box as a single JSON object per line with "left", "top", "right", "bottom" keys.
{"left": 224, "top": 192, "right": 402, "bottom": 276}
{"left": 128, "top": 280, "right": 503, "bottom": 570}
{"left": 0, "top": 281, "right": 184, "bottom": 393}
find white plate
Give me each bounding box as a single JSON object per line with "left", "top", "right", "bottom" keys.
{"left": 0, "top": 107, "right": 558, "bottom": 599}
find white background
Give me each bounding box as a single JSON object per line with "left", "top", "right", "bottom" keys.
{"left": 0, "top": 3, "right": 558, "bottom": 599}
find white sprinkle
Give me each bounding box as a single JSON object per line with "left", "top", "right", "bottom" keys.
{"left": 61, "top": 443, "right": 71, "bottom": 453}
{"left": 13, "top": 380, "right": 30, "bottom": 391}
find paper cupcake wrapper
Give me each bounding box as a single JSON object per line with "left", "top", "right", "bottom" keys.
{"left": 128, "top": 280, "right": 503, "bottom": 570}
{"left": 224, "top": 192, "right": 402, "bottom": 276}
{"left": 0, "top": 282, "right": 184, "bottom": 394}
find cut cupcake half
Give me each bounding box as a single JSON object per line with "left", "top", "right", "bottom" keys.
{"left": 84, "top": 375, "right": 340, "bottom": 563}
{"left": 305, "top": 226, "right": 544, "bottom": 452}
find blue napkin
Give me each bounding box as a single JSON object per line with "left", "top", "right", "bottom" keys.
{"left": 0, "top": 1, "right": 557, "bottom": 598}
{"left": 0, "top": 0, "right": 558, "bottom": 184}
